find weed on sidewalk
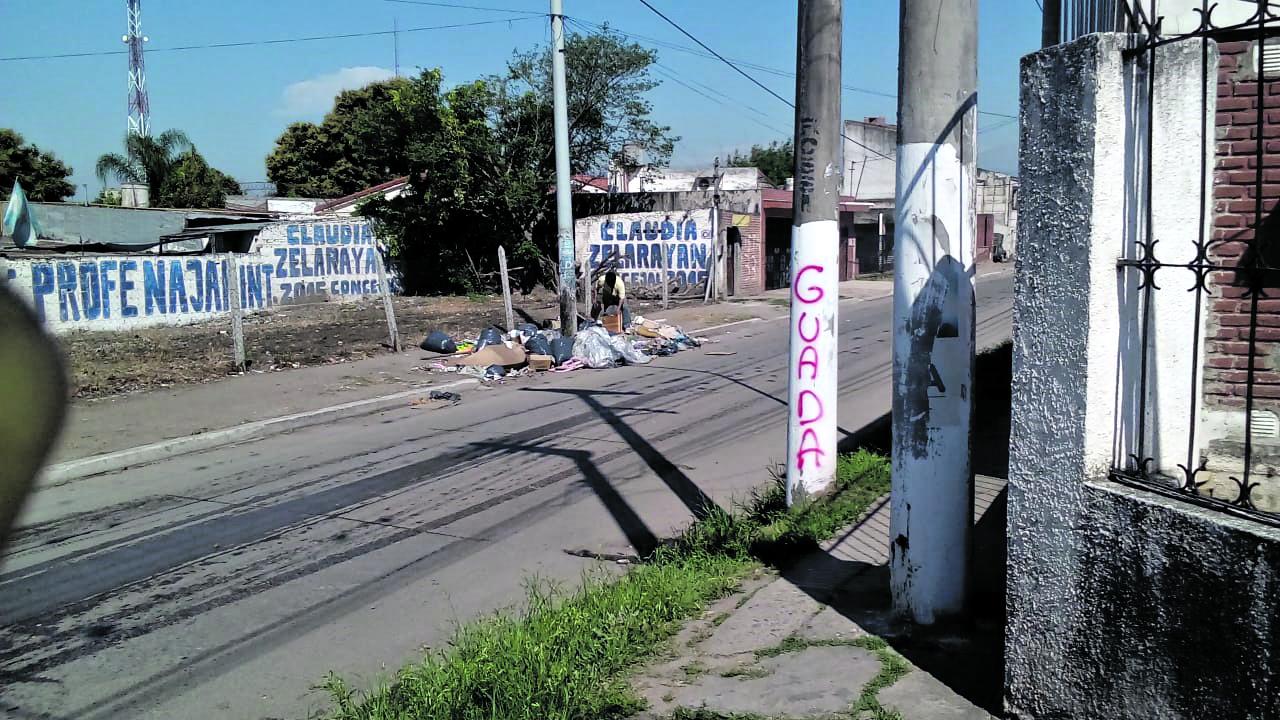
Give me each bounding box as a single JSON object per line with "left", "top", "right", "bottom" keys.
{"left": 322, "top": 451, "right": 890, "bottom": 720}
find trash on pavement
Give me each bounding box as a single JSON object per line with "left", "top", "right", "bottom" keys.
{"left": 474, "top": 327, "right": 505, "bottom": 351}
{"left": 528, "top": 354, "right": 553, "bottom": 371}
{"left": 550, "top": 336, "right": 575, "bottom": 366}
{"left": 484, "top": 364, "right": 507, "bottom": 378}
{"left": 420, "top": 330, "right": 458, "bottom": 354}
{"left": 458, "top": 343, "right": 526, "bottom": 368}
{"left": 428, "top": 390, "right": 463, "bottom": 404}
{"left": 524, "top": 333, "right": 552, "bottom": 357}
{"left": 573, "top": 326, "right": 621, "bottom": 369}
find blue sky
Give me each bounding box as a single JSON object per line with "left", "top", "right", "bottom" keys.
{"left": 0, "top": 0, "right": 1038, "bottom": 199}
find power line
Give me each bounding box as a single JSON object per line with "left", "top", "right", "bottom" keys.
{"left": 0, "top": 17, "right": 541, "bottom": 63}
{"left": 633, "top": 1, "right": 791, "bottom": 108}
{"left": 633, "top": 0, "right": 894, "bottom": 161}
{"left": 649, "top": 64, "right": 792, "bottom": 138}
{"left": 382, "top": 0, "right": 544, "bottom": 15}
{"left": 573, "top": 14, "right": 1017, "bottom": 121}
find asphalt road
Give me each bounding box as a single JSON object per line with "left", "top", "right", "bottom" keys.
{"left": 0, "top": 272, "right": 1014, "bottom": 720}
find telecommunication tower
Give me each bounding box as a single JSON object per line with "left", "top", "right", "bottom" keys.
{"left": 124, "top": 0, "right": 150, "bottom": 136}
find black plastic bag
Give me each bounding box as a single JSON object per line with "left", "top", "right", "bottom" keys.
{"left": 485, "top": 364, "right": 507, "bottom": 378}
{"left": 524, "top": 334, "right": 552, "bottom": 357}
{"left": 517, "top": 322, "right": 540, "bottom": 337}
{"left": 550, "top": 336, "right": 575, "bottom": 365}
{"left": 420, "top": 330, "right": 457, "bottom": 354}
{"left": 475, "top": 327, "right": 505, "bottom": 351}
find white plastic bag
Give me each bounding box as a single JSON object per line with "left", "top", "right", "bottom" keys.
{"left": 573, "top": 326, "right": 620, "bottom": 369}
{"left": 609, "top": 335, "right": 651, "bottom": 365}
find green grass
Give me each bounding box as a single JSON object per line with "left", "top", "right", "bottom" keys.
{"left": 323, "top": 451, "right": 891, "bottom": 720}
{"left": 667, "top": 450, "right": 891, "bottom": 566}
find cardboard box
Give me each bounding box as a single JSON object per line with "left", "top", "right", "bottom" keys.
{"left": 529, "top": 354, "right": 553, "bottom": 371}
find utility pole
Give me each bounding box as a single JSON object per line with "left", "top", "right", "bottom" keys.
{"left": 551, "top": 0, "right": 577, "bottom": 334}
{"left": 890, "top": 0, "right": 978, "bottom": 625}
{"left": 393, "top": 17, "right": 400, "bottom": 77}
{"left": 786, "top": 0, "right": 841, "bottom": 505}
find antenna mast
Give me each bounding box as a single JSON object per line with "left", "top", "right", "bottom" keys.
{"left": 125, "top": 0, "right": 150, "bottom": 136}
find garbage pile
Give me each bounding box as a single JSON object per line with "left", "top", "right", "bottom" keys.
{"left": 417, "top": 315, "right": 705, "bottom": 381}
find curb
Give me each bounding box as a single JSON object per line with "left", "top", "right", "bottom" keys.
{"left": 42, "top": 379, "right": 479, "bottom": 486}
{"left": 43, "top": 318, "right": 764, "bottom": 486}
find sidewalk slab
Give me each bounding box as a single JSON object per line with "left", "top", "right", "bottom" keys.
{"left": 632, "top": 478, "right": 1007, "bottom": 720}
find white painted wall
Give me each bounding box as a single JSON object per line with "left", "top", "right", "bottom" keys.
{"left": 266, "top": 198, "right": 324, "bottom": 214}
{"left": 1, "top": 217, "right": 394, "bottom": 334}
{"left": 574, "top": 208, "right": 713, "bottom": 293}
{"left": 843, "top": 119, "right": 897, "bottom": 201}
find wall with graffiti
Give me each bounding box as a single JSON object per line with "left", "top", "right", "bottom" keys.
{"left": 1, "top": 219, "right": 393, "bottom": 334}
{"left": 574, "top": 208, "right": 713, "bottom": 296}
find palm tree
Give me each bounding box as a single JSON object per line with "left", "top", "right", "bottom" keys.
{"left": 95, "top": 129, "right": 193, "bottom": 194}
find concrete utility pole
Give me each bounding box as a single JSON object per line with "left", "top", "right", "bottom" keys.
{"left": 890, "top": 0, "right": 978, "bottom": 624}
{"left": 551, "top": 0, "right": 577, "bottom": 334}
{"left": 786, "top": 0, "right": 842, "bottom": 505}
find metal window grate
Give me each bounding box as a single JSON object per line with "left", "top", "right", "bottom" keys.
{"left": 1109, "top": 0, "right": 1280, "bottom": 527}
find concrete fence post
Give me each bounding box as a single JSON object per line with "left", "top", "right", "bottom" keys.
{"left": 1007, "top": 33, "right": 1231, "bottom": 719}
{"left": 374, "top": 248, "right": 401, "bottom": 352}
{"left": 226, "top": 254, "right": 246, "bottom": 372}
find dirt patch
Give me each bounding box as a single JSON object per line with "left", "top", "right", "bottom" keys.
{"left": 57, "top": 291, "right": 732, "bottom": 400}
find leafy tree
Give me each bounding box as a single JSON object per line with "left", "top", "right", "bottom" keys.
{"left": 93, "top": 188, "right": 122, "bottom": 206}
{"left": 360, "top": 27, "right": 677, "bottom": 294}
{"left": 728, "top": 139, "right": 792, "bottom": 188}
{"left": 0, "top": 129, "right": 75, "bottom": 201}
{"left": 96, "top": 130, "right": 237, "bottom": 208}
{"left": 160, "top": 150, "right": 241, "bottom": 208}
{"left": 266, "top": 80, "right": 416, "bottom": 198}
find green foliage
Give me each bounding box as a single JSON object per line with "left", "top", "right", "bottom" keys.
{"left": 266, "top": 79, "right": 417, "bottom": 198}
{"left": 728, "top": 139, "right": 793, "bottom": 188}
{"left": 268, "top": 27, "right": 676, "bottom": 295}
{"left": 0, "top": 129, "right": 75, "bottom": 201}
{"left": 95, "top": 130, "right": 239, "bottom": 208}
{"left": 93, "top": 188, "right": 122, "bottom": 206}
{"left": 324, "top": 557, "right": 748, "bottom": 720}
{"left": 665, "top": 450, "right": 891, "bottom": 565}
{"left": 321, "top": 451, "right": 891, "bottom": 720}
{"left": 159, "top": 150, "right": 241, "bottom": 208}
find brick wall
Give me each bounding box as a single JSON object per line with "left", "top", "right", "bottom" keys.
{"left": 723, "top": 209, "right": 764, "bottom": 296}
{"left": 1208, "top": 40, "right": 1280, "bottom": 409}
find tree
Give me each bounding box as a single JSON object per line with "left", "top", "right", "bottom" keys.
{"left": 728, "top": 139, "right": 793, "bottom": 188}
{"left": 360, "top": 27, "right": 677, "bottom": 294}
{"left": 96, "top": 130, "right": 237, "bottom": 208}
{"left": 0, "top": 129, "right": 75, "bottom": 201}
{"left": 266, "top": 79, "right": 416, "bottom": 198}
{"left": 160, "top": 150, "right": 241, "bottom": 208}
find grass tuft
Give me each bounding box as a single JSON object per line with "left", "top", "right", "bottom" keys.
{"left": 324, "top": 556, "right": 747, "bottom": 720}
{"left": 664, "top": 450, "right": 890, "bottom": 566}
{"left": 322, "top": 451, "right": 892, "bottom": 720}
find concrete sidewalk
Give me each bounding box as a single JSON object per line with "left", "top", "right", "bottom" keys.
{"left": 632, "top": 477, "right": 1007, "bottom": 720}
{"left": 50, "top": 300, "right": 782, "bottom": 466}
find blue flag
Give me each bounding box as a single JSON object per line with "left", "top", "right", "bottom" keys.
{"left": 3, "top": 181, "right": 42, "bottom": 248}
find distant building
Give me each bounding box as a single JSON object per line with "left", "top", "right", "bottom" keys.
{"left": 843, "top": 117, "right": 897, "bottom": 202}
{"left": 312, "top": 177, "right": 410, "bottom": 217}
